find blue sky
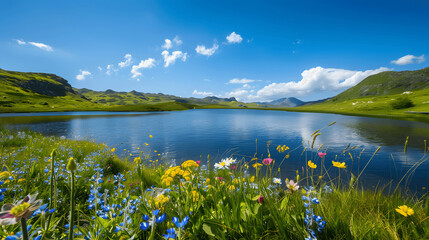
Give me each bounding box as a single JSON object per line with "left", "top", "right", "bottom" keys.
{"left": 1, "top": 0, "right": 428, "bottom": 102}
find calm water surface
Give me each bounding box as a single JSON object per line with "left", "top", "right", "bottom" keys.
{"left": 1, "top": 109, "right": 429, "bottom": 192}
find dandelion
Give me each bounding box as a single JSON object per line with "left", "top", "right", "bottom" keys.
{"left": 263, "top": 158, "right": 273, "bottom": 165}
{"left": 273, "top": 178, "right": 282, "bottom": 185}
{"left": 332, "top": 161, "right": 346, "bottom": 169}
{"left": 395, "top": 205, "right": 414, "bottom": 217}
{"left": 307, "top": 161, "right": 317, "bottom": 169}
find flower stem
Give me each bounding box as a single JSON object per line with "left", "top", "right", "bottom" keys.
{"left": 21, "top": 218, "right": 29, "bottom": 240}
{"left": 69, "top": 171, "right": 75, "bottom": 240}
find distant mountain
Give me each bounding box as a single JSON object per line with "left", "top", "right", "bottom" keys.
{"left": 256, "top": 97, "right": 305, "bottom": 107}
{"left": 330, "top": 67, "right": 429, "bottom": 102}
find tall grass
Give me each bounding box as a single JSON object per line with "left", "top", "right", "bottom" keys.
{"left": 0, "top": 128, "right": 428, "bottom": 239}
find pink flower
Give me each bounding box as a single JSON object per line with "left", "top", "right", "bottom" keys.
{"left": 108, "top": 180, "right": 111, "bottom": 183}
{"left": 230, "top": 165, "right": 236, "bottom": 170}
{"left": 130, "top": 183, "right": 133, "bottom": 186}
{"left": 286, "top": 179, "right": 299, "bottom": 192}
{"left": 263, "top": 158, "right": 273, "bottom": 165}
{"left": 216, "top": 177, "right": 223, "bottom": 181}
{"left": 196, "top": 161, "right": 201, "bottom": 165}
{"left": 318, "top": 152, "right": 327, "bottom": 158}
{"left": 136, "top": 182, "right": 140, "bottom": 184}
{"left": 258, "top": 195, "right": 264, "bottom": 203}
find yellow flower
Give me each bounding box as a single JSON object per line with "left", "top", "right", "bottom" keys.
{"left": 145, "top": 143, "right": 149, "bottom": 146}
{"left": 149, "top": 135, "right": 153, "bottom": 138}
{"left": 396, "top": 205, "right": 414, "bottom": 217}
{"left": 10, "top": 202, "right": 30, "bottom": 216}
{"left": 134, "top": 157, "right": 141, "bottom": 164}
{"left": 205, "top": 178, "right": 210, "bottom": 184}
{"left": 111, "top": 148, "right": 115, "bottom": 152}
{"left": 250, "top": 176, "right": 255, "bottom": 183}
{"left": 181, "top": 160, "right": 199, "bottom": 169}
{"left": 332, "top": 161, "right": 346, "bottom": 169}
{"left": 252, "top": 163, "right": 263, "bottom": 169}
{"left": 308, "top": 160, "right": 317, "bottom": 169}
{"left": 229, "top": 185, "right": 236, "bottom": 190}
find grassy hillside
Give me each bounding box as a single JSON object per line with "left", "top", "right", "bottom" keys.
{"left": 331, "top": 67, "right": 429, "bottom": 102}
{"left": 0, "top": 68, "right": 255, "bottom": 112}
{"left": 294, "top": 67, "right": 429, "bottom": 122}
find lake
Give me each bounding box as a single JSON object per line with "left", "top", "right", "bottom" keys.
{"left": 1, "top": 109, "right": 428, "bottom": 193}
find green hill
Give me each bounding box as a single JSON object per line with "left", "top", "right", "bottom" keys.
{"left": 295, "top": 67, "right": 429, "bottom": 122}
{"left": 0, "top": 68, "right": 255, "bottom": 112}
{"left": 330, "top": 67, "right": 429, "bottom": 102}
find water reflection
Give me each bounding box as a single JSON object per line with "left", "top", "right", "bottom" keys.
{"left": 1, "top": 109, "right": 428, "bottom": 192}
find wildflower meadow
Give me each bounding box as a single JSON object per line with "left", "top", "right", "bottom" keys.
{"left": 0, "top": 127, "right": 428, "bottom": 240}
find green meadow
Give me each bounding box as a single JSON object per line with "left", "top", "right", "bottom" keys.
{"left": 0, "top": 128, "right": 428, "bottom": 239}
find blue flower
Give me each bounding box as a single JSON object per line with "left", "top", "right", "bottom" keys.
{"left": 163, "top": 228, "right": 176, "bottom": 240}
{"left": 156, "top": 213, "right": 167, "bottom": 223}
{"left": 140, "top": 222, "right": 150, "bottom": 230}
{"left": 172, "top": 216, "right": 189, "bottom": 229}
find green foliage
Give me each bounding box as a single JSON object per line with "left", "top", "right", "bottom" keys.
{"left": 391, "top": 96, "right": 415, "bottom": 109}
{"left": 1, "top": 129, "right": 429, "bottom": 239}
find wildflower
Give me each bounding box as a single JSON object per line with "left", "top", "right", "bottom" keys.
{"left": 258, "top": 196, "right": 264, "bottom": 203}
{"left": 307, "top": 161, "right": 317, "bottom": 169}
{"left": 111, "top": 148, "right": 115, "bottom": 152}
{"left": 273, "top": 178, "right": 282, "bottom": 185}
{"left": 286, "top": 179, "right": 299, "bottom": 192}
{"left": 263, "top": 158, "right": 273, "bottom": 165}
{"left": 318, "top": 152, "right": 327, "bottom": 158}
{"left": 332, "top": 161, "right": 346, "bottom": 169}
{"left": 252, "top": 163, "right": 263, "bottom": 169}
{"left": 149, "top": 135, "right": 153, "bottom": 138}
{"left": 230, "top": 165, "right": 236, "bottom": 170}
{"left": 216, "top": 177, "right": 223, "bottom": 182}
{"left": 172, "top": 216, "right": 189, "bottom": 229}
{"left": 214, "top": 159, "right": 229, "bottom": 170}
{"left": 250, "top": 176, "right": 255, "bottom": 182}
{"left": 395, "top": 205, "right": 414, "bottom": 217}
{"left": 163, "top": 228, "right": 176, "bottom": 240}
{"left": 196, "top": 161, "right": 200, "bottom": 165}
{"left": 181, "top": 160, "right": 199, "bottom": 169}
{"left": 0, "top": 193, "right": 43, "bottom": 225}
{"left": 277, "top": 145, "right": 289, "bottom": 153}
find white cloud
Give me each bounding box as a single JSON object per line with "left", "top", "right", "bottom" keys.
{"left": 228, "top": 78, "right": 255, "bottom": 84}
{"left": 118, "top": 54, "right": 132, "bottom": 68}
{"left": 76, "top": 70, "right": 91, "bottom": 81}
{"left": 226, "top": 32, "right": 243, "bottom": 44}
{"left": 391, "top": 54, "right": 425, "bottom": 65}
{"left": 195, "top": 43, "right": 219, "bottom": 56}
{"left": 161, "top": 50, "right": 187, "bottom": 67}
{"left": 98, "top": 66, "right": 102, "bottom": 71}
{"left": 131, "top": 58, "right": 156, "bottom": 78}
{"left": 243, "top": 84, "right": 251, "bottom": 89}
{"left": 162, "top": 39, "right": 173, "bottom": 50}
{"left": 106, "top": 64, "right": 116, "bottom": 75}
{"left": 192, "top": 90, "right": 214, "bottom": 96}
{"left": 173, "top": 36, "right": 182, "bottom": 46}
{"left": 255, "top": 67, "right": 390, "bottom": 100}
{"left": 16, "top": 39, "right": 26, "bottom": 45}
{"left": 28, "top": 41, "right": 53, "bottom": 52}
{"left": 225, "top": 89, "right": 250, "bottom": 101}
